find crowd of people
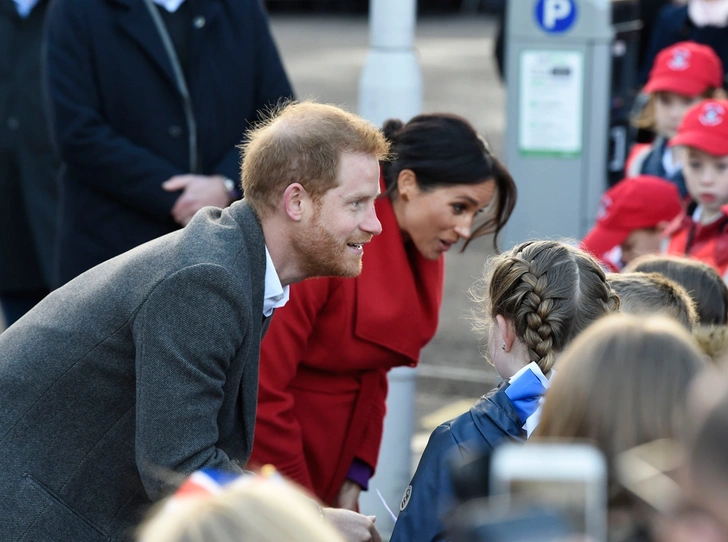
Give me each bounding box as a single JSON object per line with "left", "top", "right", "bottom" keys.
{"left": 5, "top": 0, "right": 728, "bottom": 542}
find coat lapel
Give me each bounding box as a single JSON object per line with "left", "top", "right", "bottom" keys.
{"left": 108, "top": 0, "right": 177, "bottom": 88}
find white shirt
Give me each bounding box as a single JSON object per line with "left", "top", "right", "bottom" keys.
{"left": 151, "top": 0, "right": 187, "bottom": 13}
{"left": 263, "top": 247, "right": 289, "bottom": 317}
{"left": 13, "top": 0, "right": 39, "bottom": 18}
{"left": 662, "top": 147, "right": 682, "bottom": 178}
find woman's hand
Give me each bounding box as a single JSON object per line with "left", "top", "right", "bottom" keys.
{"left": 335, "top": 480, "right": 362, "bottom": 511}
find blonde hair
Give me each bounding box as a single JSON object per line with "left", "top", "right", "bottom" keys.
{"left": 625, "top": 254, "right": 728, "bottom": 326}
{"left": 633, "top": 88, "right": 726, "bottom": 130}
{"left": 239, "top": 101, "right": 390, "bottom": 218}
{"left": 535, "top": 314, "right": 706, "bottom": 499}
{"left": 472, "top": 240, "right": 619, "bottom": 374}
{"left": 693, "top": 325, "right": 728, "bottom": 363}
{"left": 138, "top": 479, "right": 345, "bottom": 542}
{"left": 607, "top": 272, "right": 698, "bottom": 330}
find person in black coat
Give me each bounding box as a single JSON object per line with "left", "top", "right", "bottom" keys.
{"left": 43, "top": 0, "right": 294, "bottom": 287}
{"left": 0, "top": 0, "right": 59, "bottom": 326}
{"left": 640, "top": 1, "right": 728, "bottom": 87}
{"left": 390, "top": 241, "right": 620, "bottom": 542}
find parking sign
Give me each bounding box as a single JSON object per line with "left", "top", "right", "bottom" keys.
{"left": 535, "top": 0, "right": 578, "bottom": 34}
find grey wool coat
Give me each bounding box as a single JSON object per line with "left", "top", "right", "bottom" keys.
{"left": 0, "top": 201, "right": 266, "bottom": 541}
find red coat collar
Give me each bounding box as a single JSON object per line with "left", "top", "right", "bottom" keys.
{"left": 353, "top": 189, "right": 444, "bottom": 364}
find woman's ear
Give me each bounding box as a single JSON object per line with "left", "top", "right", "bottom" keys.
{"left": 396, "top": 169, "right": 418, "bottom": 201}
{"left": 495, "top": 314, "right": 517, "bottom": 352}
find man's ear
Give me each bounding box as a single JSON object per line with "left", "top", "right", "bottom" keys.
{"left": 396, "top": 169, "right": 418, "bottom": 201}
{"left": 282, "top": 183, "right": 307, "bottom": 221}
{"left": 495, "top": 314, "right": 517, "bottom": 352}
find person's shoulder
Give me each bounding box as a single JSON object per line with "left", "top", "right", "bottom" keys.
{"left": 625, "top": 143, "right": 653, "bottom": 177}
{"left": 469, "top": 385, "right": 525, "bottom": 441}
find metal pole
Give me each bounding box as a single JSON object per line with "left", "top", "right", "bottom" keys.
{"left": 358, "top": 0, "right": 422, "bottom": 125}
{"left": 357, "top": 1, "right": 422, "bottom": 539}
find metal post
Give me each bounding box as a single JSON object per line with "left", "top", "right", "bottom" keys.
{"left": 357, "top": 1, "right": 422, "bottom": 539}
{"left": 358, "top": 0, "right": 422, "bottom": 125}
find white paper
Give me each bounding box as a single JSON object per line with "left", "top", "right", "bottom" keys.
{"left": 376, "top": 488, "right": 398, "bottom": 523}
{"left": 518, "top": 49, "right": 584, "bottom": 157}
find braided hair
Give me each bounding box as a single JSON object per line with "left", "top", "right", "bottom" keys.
{"left": 475, "top": 240, "right": 619, "bottom": 373}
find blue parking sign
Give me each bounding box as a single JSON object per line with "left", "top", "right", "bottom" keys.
{"left": 535, "top": 0, "right": 578, "bottom": 34}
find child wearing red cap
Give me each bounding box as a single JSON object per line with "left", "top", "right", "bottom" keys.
{"left": 666, "top": 99, "right": 728, "bottom": 280}
{"left": 581, "top": 175, "right": 684, "bottom": 272}
{"left": 629, "top": 41, "right": 725, "bottom": 198}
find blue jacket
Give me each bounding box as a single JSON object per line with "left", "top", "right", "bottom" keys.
{"left": 44, "top": 0, "right": 293, "bottom": 286}
{"left": 640, "top": 5, "right": 728, "bottom": 87}
{"left": 390, "top": 383, "right": 525, "bottom": 542}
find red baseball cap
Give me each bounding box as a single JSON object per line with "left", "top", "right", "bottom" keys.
{"left": 581, "top": 176, "right": 683, "bottom": 258}
{"left": 669, "top": 99, "right": 728, "bottom": 156}
{"left": 643, "top": 41, "right": 724, "bottom": 97}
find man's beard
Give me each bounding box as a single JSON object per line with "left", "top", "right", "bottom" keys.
{"left": 292, "top": 216, "right": 371, "bottom": 279}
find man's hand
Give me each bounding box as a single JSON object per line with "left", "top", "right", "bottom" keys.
{"left": 162, "top": 174, "right": 233, "bottom": 226}
{"left": 323, "top": 508, "right": 381, "bottom": 542}
{"left": 335, "top": 480, "right": 362, "bottom": 511}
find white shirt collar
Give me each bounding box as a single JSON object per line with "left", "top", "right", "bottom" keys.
{"left": 662, "top": 147, "right": 682, "bottom": 178}
{"left": 151, "top": 0, "right": 186, "bottom": 13}
{"left": 263, "top": 247, "right": 289, "bottom": 317}
{"left": 13, "top": 0, "right": 39, "bottom": 18}
{"left": 692, "top": 205, "right": 724, "bottom": 226}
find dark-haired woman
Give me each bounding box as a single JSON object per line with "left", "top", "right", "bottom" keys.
{"left": 248, "top": 113, "right": 517, "bottom": 508}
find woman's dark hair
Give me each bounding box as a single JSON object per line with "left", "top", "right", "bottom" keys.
{"left": 380, "top": 113, "right": 517, "bottom": 250}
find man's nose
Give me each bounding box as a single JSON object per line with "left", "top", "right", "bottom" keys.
{"left": 362, "top": 203, "right": 382, "bottom": 236}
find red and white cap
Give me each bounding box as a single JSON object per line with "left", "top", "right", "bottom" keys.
{"left": 581, "top": 175, "right": 683, "bottom": 259}
{"left": 669, "top": 99, "right": 728, "bottom": 156}
{"left": 644, "top": 41, "right": 724, "bottom": 97}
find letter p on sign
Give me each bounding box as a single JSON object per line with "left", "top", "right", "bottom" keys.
{"left": 535, "top": 0, "right": 577, "bottom": 33}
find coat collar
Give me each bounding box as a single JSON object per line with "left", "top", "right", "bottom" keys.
{"left": 353, "top": 186, "right": 444, "bottom": 363}
{"left": 107, "top": 0, "right": 225, "bottom": 89}
{"left": 470, "top": 383, "right": 526, "bottom": 443}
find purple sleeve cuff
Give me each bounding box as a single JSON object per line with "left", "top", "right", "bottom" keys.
{"left": 346, "top": 458, "right": 374, "bottom": 490}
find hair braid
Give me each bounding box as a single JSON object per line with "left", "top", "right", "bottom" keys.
{"left": 476, "top": 240, "right": 620, "bottom": 375}
{"left": 512, "top": 255, "right": 558, "bottom": 373}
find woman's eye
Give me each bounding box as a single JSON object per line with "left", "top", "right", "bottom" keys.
{"left": 452, "top": 204, "right": 465, "bottom": 214}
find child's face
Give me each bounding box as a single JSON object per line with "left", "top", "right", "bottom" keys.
{"left": 683, "top": 147, "right": 728, "bottom": 218}
{"left": 620, "top": 227, "right": 663, "bottom": 265}
{"left": 655, "top": 92, "right": 702, "bottom": 139}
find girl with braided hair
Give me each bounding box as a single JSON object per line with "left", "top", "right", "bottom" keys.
{"left": 390, "top": 240, "right": 620, "bottom": 542}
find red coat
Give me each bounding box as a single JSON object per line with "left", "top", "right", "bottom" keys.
{"left": 666, "top": 206, "right": 728, "bottom": 278}
{"left": 249, "top": 194, "right": 444, "bottom": 504}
